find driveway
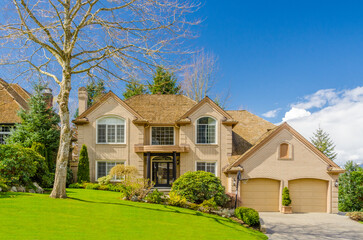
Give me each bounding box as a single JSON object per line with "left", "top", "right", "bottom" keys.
{"left": 259, "top": 212, "right": 363, "bottom": 240}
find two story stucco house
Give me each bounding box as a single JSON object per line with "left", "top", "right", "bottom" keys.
{"left": 73, "top": 87, "right": 344, "bottom": 213}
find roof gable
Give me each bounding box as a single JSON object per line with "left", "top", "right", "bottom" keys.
{"left": 178, "top": 96, "right": 235, "bottom": 123}
{"left": 74, "top": 91, "right": 145, "bottom": 124}
{"left": 227, "top": 122, "right": 342, "bottom": 171}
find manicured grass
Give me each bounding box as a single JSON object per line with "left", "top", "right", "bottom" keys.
{"left": 0, "top": 189, "right": 266, "bottom": 240}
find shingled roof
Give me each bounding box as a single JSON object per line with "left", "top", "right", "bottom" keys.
{"left": 124, "top": 94, "right": 197, "bottom": 124}
{"left": 226, "top": 110, "right": 276, "bottom": 161}
{"left": 0, "top": 78, "right": 30, "bottom": 124}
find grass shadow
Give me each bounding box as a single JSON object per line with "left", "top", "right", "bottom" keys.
{"left": 67, "top": 196, "right": 251, "bottom": 232}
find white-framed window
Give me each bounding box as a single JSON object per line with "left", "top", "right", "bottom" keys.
{"left": 196, "top": 162, "right": 217, "bottom": 175}
{"left": 151, "top": 126, "right": 174, "bottom": 145}
{"left": 0, "top": 125, "right": 13, "bottom": 144}
{"left": 97, "top": 117, "right": 125, "bottom": 144}
{"left": 96, "top": 161, "right": 125, "bottom": 181}
{"left": 196, "top": 117, "right": 217, "bottom": 144}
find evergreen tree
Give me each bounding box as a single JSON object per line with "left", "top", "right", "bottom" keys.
{"left": 123, "top": 80, "right": 148, "bottom": 100}
{"left": 148, "top": 66, "right": 181, "bottom": 94}
{"left": 86, "top": 79, "right": 107, "bottom": 107}
{"left": 338, "top": 161, "right": 363, "bottom": 212}
{"left": 6, "top": 82, "right": 60, "bottom": 170}
{"left": 77, "top": 144, "right": 90, "bottom": 183}
{"left": 310, "top": 127, "right": 337, "bottom": 160}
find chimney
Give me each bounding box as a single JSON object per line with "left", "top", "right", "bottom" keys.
{"left": 78, "top": 87, "right": 88, "bottom": 115}
{"left": 43, "top": 88, "right": 53, "bottom": 108}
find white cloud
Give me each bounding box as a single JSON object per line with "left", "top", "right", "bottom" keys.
{"left": 282, "top": 107, "right": 311, "bottom": 121}
{"left": 293, "top": 89, "right": 338, "bottom": 110}
{"left": 262, "top": 108, "right": 281, "bottom": 118}
{"left": 281, "top": 86, "right": 363, "bottom": 166}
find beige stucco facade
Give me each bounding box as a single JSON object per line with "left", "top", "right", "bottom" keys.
{"left": 75, "top": 89, "right": 343, "bottom": 213}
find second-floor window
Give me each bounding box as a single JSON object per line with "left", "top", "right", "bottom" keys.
{"left": 196, "top": 117, "right": 217, "bottom": 144}
{"left": 151, "top": 127, "right": 174, "bottom": 145}
{"left": 97, "top": 117, "right": 125, "bottom": 144}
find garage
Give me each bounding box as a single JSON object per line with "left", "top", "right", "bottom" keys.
{"left": 240, "top": 178, "right": 280, "bottom": 212}
{"left": 289, "top": 179, "right": 328, "bottom": 213}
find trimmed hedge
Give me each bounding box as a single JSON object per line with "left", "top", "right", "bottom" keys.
{"left": 282, "top": 187, "right": 291, "bottom": 206}
{"left": 235, "top": 207, "right": 260, "bottom": 227}
{"left": 171, "top": 171, "right": 228, "bottom": 206}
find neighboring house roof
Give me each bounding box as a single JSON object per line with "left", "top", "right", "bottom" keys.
{"left": 227, "top": 110, "right": 276, "bottom": 157}
{"left": 226, "top": 122, "right": 343, "bottom": 172}
{"left": 0, "top": 78, "right": 30, "bottom": 124}
{"left": 125, "top": 94, "right": 197, "bottom": 124}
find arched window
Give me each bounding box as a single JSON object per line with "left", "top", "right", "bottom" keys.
{"left": 196, "top": 117, "right": 217, "bottom": 144}
{"left": 280, "top": 143, "right": 289, "bottom": 159}
{"left": 97, "top": 117, "right": 125, "bottom": 144}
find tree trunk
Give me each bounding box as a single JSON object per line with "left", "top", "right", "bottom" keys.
{"left": 50, "top": 68, "right": 72, "bottom": 199}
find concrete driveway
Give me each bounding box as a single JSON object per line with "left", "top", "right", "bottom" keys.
{"left": 259, "top": 212, "right": 363, "bottom": 240}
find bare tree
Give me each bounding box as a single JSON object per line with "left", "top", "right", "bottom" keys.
{"left": 0, "top": 0, "right": 199, "bottom": 198}
{"left": 182, "top": 50, "right": 218, "bottom": 102}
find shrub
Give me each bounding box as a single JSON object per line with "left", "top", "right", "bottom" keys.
{"left": 145, "top": 189, "right": 164, "bottom": 204}
{"left": 199, "top": 197, "right": 219, "bottom": 212}
{"left": 282, "top": 187, "right": 291, "bottom": 206}
{"left": 77, "top": 145, "right": 90, "bottom": 183}
{"left": 120, "top": 178, "right": 154, "bottom": 201}
{"left": 85, "top": 183, "right": 100, "bottom": 190}
{"left": 346, "top": 212, "right": 363, "bottom": 221}
{"left": 242, "top": 209, "right": 260, "bottom": 227}
{"left": 68, "top": 183, "right": 83, "bottom": 188}
{"left": 168, "top": 192, "right": 187, "bottom": 207}
{"left": 98, "top": 185, "right": 110, "bottom": 191}
{"left": 235, "top": 207, "right": 260, "bottom": 227}
{"left": 109, "top": 165, "right": 138, "bottom": 180}
{"left": 27, "top": 145, "right": 52, "bottom": 188}
{"left": 98, "top": 175, "right": 112, "bottom": 185}
{"left": 0, "top": 145, "right": 38, "bottom": 186}
{"left": 185, "top": 202, "right": 199, "bottom": 210}
{"left": 171, "top": 171, "right": 228, "bottom": 206}
{"left": 234, "top": 207, "right": 251, "bottom": 219}
{"left": 0, "top": 177, "right": 9, "bottom": 192}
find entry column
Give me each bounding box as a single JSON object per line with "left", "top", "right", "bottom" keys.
{"left": 173, "top": 151, "right": 177, "bottom": 181}
{"left": 146, "top": 152, "right": 151, "bottom": 180}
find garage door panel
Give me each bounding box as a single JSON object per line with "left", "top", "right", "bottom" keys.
{"left": 240, "top": 178, "right": 280, "bottom": 212}
{"left": 289, "top": 179, "right": 328, "bottom": 213}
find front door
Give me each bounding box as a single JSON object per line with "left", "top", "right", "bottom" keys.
{"left": 152, "top": 162, "right": 173, "bottom": 187}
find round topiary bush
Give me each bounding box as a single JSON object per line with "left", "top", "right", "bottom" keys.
{"left": 171, "top": 171, "right": 228, "bottom": 206}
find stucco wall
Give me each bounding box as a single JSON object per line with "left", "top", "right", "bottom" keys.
{"left": 77, "top": 97, "right": 144, "bottom": 182}
{"left": 178, "top": 103, "right": 232, "bottom": 185}
{"left": 227, "top": 129, "right": 339, "bottom": 213}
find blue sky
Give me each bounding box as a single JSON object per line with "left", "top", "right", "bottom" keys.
{"left": 194, "top": 1, "right": 363, "bottom": 116}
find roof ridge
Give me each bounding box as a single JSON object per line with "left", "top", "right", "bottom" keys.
{"left": 0, "top": 78, "right": 29, "bottom": 110}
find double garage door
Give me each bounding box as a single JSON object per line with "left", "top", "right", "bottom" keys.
{"left": 240, "top": 178, "right": 328, "bottom": 212}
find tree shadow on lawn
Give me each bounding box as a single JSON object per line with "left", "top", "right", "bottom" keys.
{"left": 0, "top": 192, "right": 33, "bottom": 199}
{"left": 67, "top": 196, "right": 255, "bottom": 234}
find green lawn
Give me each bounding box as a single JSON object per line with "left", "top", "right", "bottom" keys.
{"left": 0, "top": 189, "right": 266, "bottom": 240}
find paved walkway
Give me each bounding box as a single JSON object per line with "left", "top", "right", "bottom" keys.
{"left": 259, "top": 212, "right": 363, "bottom": 240}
